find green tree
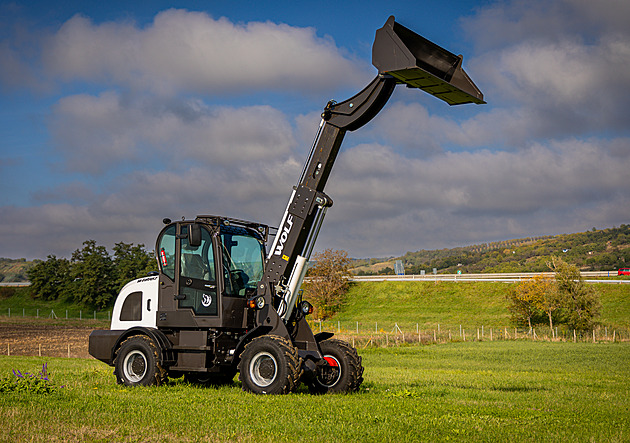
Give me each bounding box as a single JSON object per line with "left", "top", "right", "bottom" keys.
{"left": 304, "top": 249, "right": 351, "bottom": 320}
{"left": 113, "top": 242, "right": 157, "bottom": 292}
{"left": 507, "top": 275, "right": 546, "bottom": 328}
{"left": 27, "top": 255, "right": 71, "bottom": 301}
{"left": 550, "top": 257, "right": 601, "bottom": 330}
{"left": 531, "top": 274, "right": 561, "bottom": 331}
{"left": 70, "top": 240, "right": 117, "bottom": 309}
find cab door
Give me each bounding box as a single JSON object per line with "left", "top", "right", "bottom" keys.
{"left": 177, "top": 224, "right": 218, "bottom": 317}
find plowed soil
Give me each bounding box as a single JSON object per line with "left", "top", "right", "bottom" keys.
{"left": 0, "top": 319, "right": 107, "bottom": 359}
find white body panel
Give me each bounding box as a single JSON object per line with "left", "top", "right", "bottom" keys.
{"left": 111, "top": 276, "right": 159, "bottom": 330}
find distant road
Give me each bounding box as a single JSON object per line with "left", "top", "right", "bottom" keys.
{"left": 3, "top": 271, "right": 628, "bottom": 287}
{"left": 350, "top": 271, "right": 629, "bottom": 284}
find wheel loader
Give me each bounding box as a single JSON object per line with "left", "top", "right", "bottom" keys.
{"left": 89, "top": 16, "right": 484, "bottom": 394}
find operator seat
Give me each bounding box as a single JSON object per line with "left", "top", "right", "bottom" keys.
{"left": 181, "top": 254, "right": 210, "bottom": 281}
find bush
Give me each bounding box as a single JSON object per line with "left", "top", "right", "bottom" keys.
{"left": 0, "top": 363, "right": 61, "bottom": 394}
{"left": 0, "top": 287, "right": 16, "bottom": 299}
{"left": 507, "top": 257, "right": 601, "bottom": 331}
{"left": 304, "top": 249, "right": 351, "bottom": 319}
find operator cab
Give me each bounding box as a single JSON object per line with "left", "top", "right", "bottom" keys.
{"left": 155, "top": 216, "right": 268, "bottom": 329}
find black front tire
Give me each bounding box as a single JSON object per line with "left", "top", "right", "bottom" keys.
{"left": 114, "top": 335, "right": 166, "bottom": 387}
{"left": 238, "top": 335, "right": 301, "bottom": 395}
{"left": 308, "top": 339, "right": 363, "bottom": 394}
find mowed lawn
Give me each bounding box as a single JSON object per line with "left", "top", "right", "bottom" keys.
{"left": 1, "top": 340, "right": 628, "bottom": 442}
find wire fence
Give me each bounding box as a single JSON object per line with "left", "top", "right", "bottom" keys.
{"left": 1, "top": 310, "right": 628, "bottom": 360}
{"left": 1, "top": 308, "right": 111, "bottom": 321}
{"left": 307, "top": 319, "right": 630, "bottom": 347}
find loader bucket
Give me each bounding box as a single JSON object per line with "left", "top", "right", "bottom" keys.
{"left": 372, "top": 16, "right": 485, "bottom": 105}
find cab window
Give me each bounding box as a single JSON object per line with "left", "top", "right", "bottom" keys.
{"left": 221, "top": 227, "right": 265, "bottom": 297}
{"left": 157, "top": 225, "right": 176, "bottom": 280}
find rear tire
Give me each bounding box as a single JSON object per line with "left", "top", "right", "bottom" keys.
{"left": 308, "top": 339, "right": 363, "bottom": 394}
{"left": 238, "top": 335, "right": 301, "bottom": 395}
{"left": 114, "top": 335, "right": 166, "bottom": 387}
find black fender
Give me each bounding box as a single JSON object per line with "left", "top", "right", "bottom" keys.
{"left": 112, "top": 327, "right": 176, "bottom": 367}
{"left": 231, "top": 325, "right": 273, "bottom": 369}
{"left": 314, "top": 332, "right": 334, "bottom": 343}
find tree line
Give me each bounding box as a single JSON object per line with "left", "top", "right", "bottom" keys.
{"left": 27, "top": 240, "right": 157, "bottom": 310}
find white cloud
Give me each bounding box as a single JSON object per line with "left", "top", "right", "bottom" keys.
{"left": 49, "top": 91, "right": 297, "bottom": 174}
{"left": 3, "top": 1, "right": 630, "bottom": 261}
{"left": 42, "top": 9, "right": 367, "bottom": 95}
{"left": 465, "top": 0, "right": 630, "bottom": 137}
{"left": 315, "top": 137, "right": 630, "bottom": 255}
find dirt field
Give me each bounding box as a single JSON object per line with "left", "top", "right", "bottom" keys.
{"left": 0, "top": 318, "right": 107, "bottom": 359}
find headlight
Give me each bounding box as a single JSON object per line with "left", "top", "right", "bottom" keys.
{"left": 247, "top": 296, "right": 265, "bottom": 310}
{"left": 256, "top": 296, "right": 265, "bottom": 309}
{"left": 300, "top": 301, "right": 313, "bottom": 315}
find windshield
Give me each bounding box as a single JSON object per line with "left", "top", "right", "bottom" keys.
{"left": 220, "top": 226, "right": 265, "bottom": 296}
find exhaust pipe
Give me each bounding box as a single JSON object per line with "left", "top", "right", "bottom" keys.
{"left": 373, "top": 16, "right": 485, "bottom": 106}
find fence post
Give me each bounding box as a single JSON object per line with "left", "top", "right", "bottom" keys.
{"left": 356, "top": 321, "right": 359, "bottom": 334}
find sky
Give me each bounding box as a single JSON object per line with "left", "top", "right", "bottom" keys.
{"left": 1, "top": 0, "right": 629, "bottom": 261}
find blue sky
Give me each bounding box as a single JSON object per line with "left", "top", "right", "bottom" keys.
{"left": 1, "top": 0, "right": 629, "bottom": 260}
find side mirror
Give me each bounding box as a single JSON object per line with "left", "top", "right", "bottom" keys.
{"left": 188, "top": 223, "right": 202, "bottom": 248}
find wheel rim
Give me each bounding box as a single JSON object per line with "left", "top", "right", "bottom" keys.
{"left": 318, "top": 355, "right": 342, "bottom": 387}
{"left": 123, "top": 350, "right": 148, "bottom": 383}
{"left": 249, "top": 351, "right": 277, "bottom": 387}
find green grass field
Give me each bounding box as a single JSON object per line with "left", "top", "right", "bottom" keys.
{"left": 1, "top": 341, "right": 628, "bottom": 442}
{"left": 334, "top": 281, "right": 630, "bottom": 331}
{"left": 1, "top": 281, "right": 629, "bottom": 441}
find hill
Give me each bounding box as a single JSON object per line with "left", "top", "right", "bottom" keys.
{"left": 3, "top": 225, "right": 629, "bottom": 282}
{"left": 351, "top": 225, "right": 630, "bottom": 275}
{"left": 331, "top": 281, "right": 630, "bottom": 332}
{"left": 0, "top": 258, "right": 37, "bottom": 283}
